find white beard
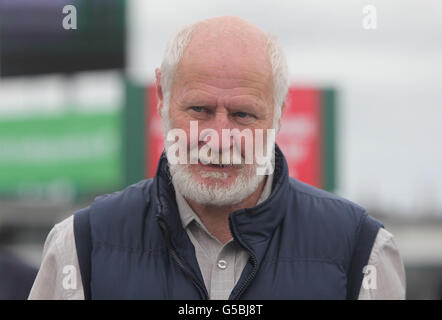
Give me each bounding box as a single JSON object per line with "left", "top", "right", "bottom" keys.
{"left": 168, "top": 162, "right": 265, "bottom": 206}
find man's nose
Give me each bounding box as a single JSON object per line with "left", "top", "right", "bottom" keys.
{"left": 200, "top": 112, "right": 234, "bottom": 151}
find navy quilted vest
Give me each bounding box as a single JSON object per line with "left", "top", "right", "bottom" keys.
{"left": 74, "top": 145, "right": 383, "bottom": 299}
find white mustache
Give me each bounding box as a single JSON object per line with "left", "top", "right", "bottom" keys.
{"left": 164, "top": 121, "right": 275, "bottom": 175}
{"left": 190, "top": 145, "right": 246, "bottom": 166}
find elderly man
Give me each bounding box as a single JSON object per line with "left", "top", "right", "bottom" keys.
{"left": 29, "top": 16, "right": 405, "bottom": 300}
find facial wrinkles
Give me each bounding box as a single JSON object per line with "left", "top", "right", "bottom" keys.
{"left": 167, "top": 80, "right": 274, "bottom": 168}
{"left": 172, "top": 68, "right": 272, "bottom": 105}
{"left": 173, "top": 81, "right": 273, "bottom": 121}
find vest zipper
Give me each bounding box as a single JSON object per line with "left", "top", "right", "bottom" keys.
{"left": 157, "top": 217, "right": 209, "bottom": 299}
{"left": 233, "top": 253, "right": 258, "bottom": 300}
{"left": 229, "top": 214, "right": 259, "bottom": 300}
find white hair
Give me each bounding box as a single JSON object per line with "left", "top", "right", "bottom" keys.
{"left": 158, "top": 21, "right": 289, "bottom": 129}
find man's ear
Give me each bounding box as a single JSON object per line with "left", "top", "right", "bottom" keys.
{"left": 155, "top": 68, "right": 163, "bottom": 117}
{"left": 277, "top": 102, "right": 286, "bottom": 133}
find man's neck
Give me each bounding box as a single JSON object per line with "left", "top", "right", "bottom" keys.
{"left": 185, "top": 177, "right": 267, "bottom": 245}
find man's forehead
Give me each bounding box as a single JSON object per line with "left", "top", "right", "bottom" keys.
{"left": 176, "top": 17, "right": 272, "bottom": 80}
{"left": 179, "top": 44, "right": 270, "bottom": 75}
{"left": 174, "top": 41, "right": 272, "bottom": 95}
{"left": 172, "top": 60, "right": 273, "bottom": 105}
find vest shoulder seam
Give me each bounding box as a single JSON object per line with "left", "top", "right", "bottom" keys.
{"left": 292, "top": 188, "right": 366, "bottom": 214}
{"left": 95, "top": 179, "right": 153, "bottom": 201}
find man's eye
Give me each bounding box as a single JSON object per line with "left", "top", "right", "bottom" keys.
{"left": 190, "top": 106, "right": 205, "bottom": 112}
{"left": 234, "top": 112, "right": 250, "bottom": 118}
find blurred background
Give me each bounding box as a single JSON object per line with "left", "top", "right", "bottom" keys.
{"left": 0, "top": 0, "right": 441, "bottom": 299}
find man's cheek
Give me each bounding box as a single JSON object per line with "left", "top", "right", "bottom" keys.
{"left": 237, "top": 136, "right": 256, "bottom": 165}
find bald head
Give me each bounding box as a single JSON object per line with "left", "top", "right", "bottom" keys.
{"left": 187, "top": 16, "right": 270, "bottom": 58}
{"left": 178, "top": 16, "right": 272, "bottom": 86}
{"left": 157, "top": 16, "right": 288, "bottom": 130}
{"left": 192, "top": 16, "right": 268, "bottom": 40}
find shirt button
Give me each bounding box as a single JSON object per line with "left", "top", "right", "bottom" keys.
{"left": 217, "top": 259, "right": 228, "bottom": 270}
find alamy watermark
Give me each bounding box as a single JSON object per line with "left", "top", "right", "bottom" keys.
{"left": 62, "top": 5, "right": 77, "bottom": 30}
{"left": 165, "top": 121, "right": 276, "bottom": 175}
{"left": 362, "top": 5, "right": 377, "bottom": 30}
{"left": 362, "top": 265, "right": 377, "bottom": 290}
{"left": 62, "top": 264, "right": 77, "bottom": 290}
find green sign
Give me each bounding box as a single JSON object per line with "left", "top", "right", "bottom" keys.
{"left": 0, "top": 111, "right": 122, "bottom": 199}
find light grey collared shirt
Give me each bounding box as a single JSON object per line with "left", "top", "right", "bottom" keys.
{"left": 29, "top": 175, "right": 406, "bottom": 300}
{"left": 173, "top": 174, "right": 273, "bottom": 299}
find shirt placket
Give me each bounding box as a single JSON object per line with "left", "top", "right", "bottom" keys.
{"left": 210, "top": 242, "right": 236, "bottom": 300}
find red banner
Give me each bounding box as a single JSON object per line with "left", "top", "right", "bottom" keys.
{"left": 276, "top": 88, "right": 322, "bottom": 188}
{"left": 145, "top": 86, "right": 163, "bottom": 178}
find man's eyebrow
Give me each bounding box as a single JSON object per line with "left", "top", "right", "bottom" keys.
{"left": 180, "top": 90, "right": 216, "bottom": 106}
{"left": 228, "top": 97, "right": 268, "bottom": 113}
{"left": 179, "top": 91, "right": 270, "bottom": 113}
